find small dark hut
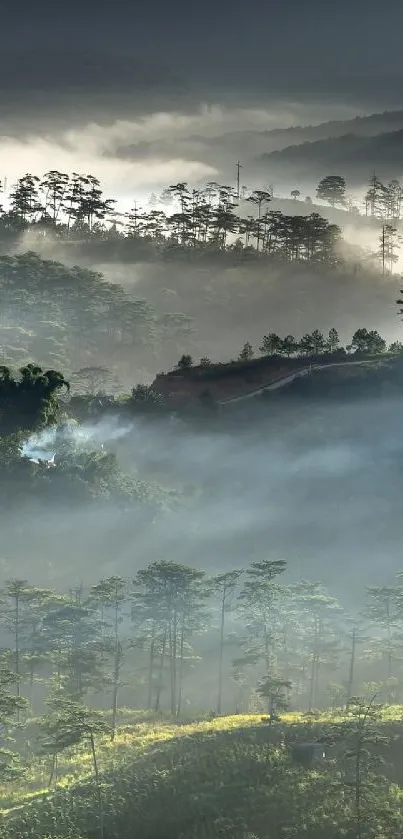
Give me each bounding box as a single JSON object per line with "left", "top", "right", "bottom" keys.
{"left": 290, "top": 742, "right": 327, "bottom": 768}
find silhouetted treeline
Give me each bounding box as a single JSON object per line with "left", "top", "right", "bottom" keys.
{"left": 0, "top": 173, "right": 342, "bottom": 264}
{"left": 314, "top": 172, "right": 403, "bottom": 220}
{"left": 364, "top": 174, "right": 403, "bottom": 220}
{"left": 173, "top": 326, "right": 397, "bottom": 369}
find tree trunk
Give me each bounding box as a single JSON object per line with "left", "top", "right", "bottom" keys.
{"left": 111, "top": 679, "right": 118, "bottom": 742}
{"left": 155, "top": 629, "right": 167, "bottom": 712}
{"left": 387, "top": 622, "right": 393, "bottom": 679}
{"left": 263, "top": 618, "right": 270, "bottom": 673}
{"left": 15, "top": 595, "right": 20, "bottom": 721}
{"left": 90, "top": 733, "right": 104, "bottom": 839}
{"left": 346, "top": 628, "right": 357, "bottom": 706}
{"left": 314, "top": 656, "right": 320, "bottom": 708}
{"left": 110, "top": 592, "right": 121, "bottom": 741}
{"left": 217, "top": 585, "right": 226, "bottom": 715}
{"left": 308, "top": 616, "right": 318, "bottom": 711}
{"left": 176, "top": 621, "right": 185, "bottom": 717}
{"left": 48, "top": 753, "right": 58, "bottom": 788}
{"left": 170, "top": 615, "right": 178, "bottom": 716}
{"left": 355, "top": 738, "right": 362, "bottom": 839}
{"left": 268, "top": 694, "right": 275, "bottom": 726}
{"left": 111, "top": 642, "right": 121, "bottom": 742}
{"left": 147, "top": 623, "right": 156, "bottom": 710}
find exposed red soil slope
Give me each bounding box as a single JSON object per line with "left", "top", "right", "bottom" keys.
{"left": 151, "top": 358, "right": 307, "bottom": 405}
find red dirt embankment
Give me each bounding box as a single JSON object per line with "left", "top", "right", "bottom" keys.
{"left": 151, "top": 357, "right": 309, "bottom": 405}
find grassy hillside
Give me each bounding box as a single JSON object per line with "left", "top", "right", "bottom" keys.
{"left": 1, "top": 709, "right": 403, "bottom": 839}
{"left": 265, "top": 355, "right": 403, "bottom": 403}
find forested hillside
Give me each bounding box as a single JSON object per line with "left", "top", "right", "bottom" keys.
{"left": 0, "top": 251, "right": 174, "bottom": 384}
{"left": 1, "top": 169, "right": 402, "bottom": 386}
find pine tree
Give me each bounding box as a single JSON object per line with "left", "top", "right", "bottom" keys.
{"left": 40, "top": 171, "right": 69, "bottom": 223}
{"left": 316, "top": 175, "right": 346, "bottom": 207}
{"left": 246, "top": 189, "right": 272, "bottom": 250}
{"left": 257, "top": 674, "right": 292, "bottom": 723}
{"left": 348, "top": 328, "right": 386, "bottom": 355}
{"left": 177, "top": 354, "right": 193, "bottom": 369}
{"left": 259, "top": 334, "right": 283, "bottom": 356}
{"left": 39, "top": 693, "right": 110, "bottom": 836}
{"left": 238, "top": 342, "right": 254, "bottom": 361}
{"left": 211, "top": 570, "right": 243, "bottom": 714}
{"left": 364, "top": 585, "right": 401, "bottom": 699}
{"left": 237, "top": 560, "right": 287, "bottom": 681}
{"left": 378, "top": 225, "right": 400, "bottom": 274}
{"left": 133, "top": 561, "right": 209, "bottom": 716}
{"left": 326, "top": 327, "right": 340, "bottom": 354}
{"left": 281, "top": 335, "right": 298, "bottom": 357}
{"left": 336, "top": 696, "right": 393, "bottom": 839}
{"left": 9, "top": 174, "right": 43, "bottom": 223}
{"left": 0, "top": 655, "right": 28, "bottom": 781}
{"left": 365, "top": 175, "right": 388, "bottom": 219}
{"left": 89, "top": 577, "right": 128, "bottom": 740}
{"left": 292, "top": 581, "right": 341, "bottom": 710}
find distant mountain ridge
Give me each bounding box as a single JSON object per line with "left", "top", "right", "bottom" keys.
{"left": 258, "top": 125, "right": 403, "bottom": 187}
{"left": 185, "top": 110, "right": 403, "bottom": 158}
{"left": 257, "top": 109, "right": 403, "bottom": 149}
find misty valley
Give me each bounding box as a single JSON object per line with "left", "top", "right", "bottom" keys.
{"left": 2, "top": 168, "right": 403, "bottom": 838}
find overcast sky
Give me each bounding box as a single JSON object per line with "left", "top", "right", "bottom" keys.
{"left": 2, "top": 0, "right": 403, "bottom": 201}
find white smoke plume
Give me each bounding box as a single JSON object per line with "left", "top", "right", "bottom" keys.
{"left": 21, "top": 417, "right": 134, "bottom": 462}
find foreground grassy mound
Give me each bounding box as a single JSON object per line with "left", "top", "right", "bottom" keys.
{"left": 0, "top": 711, "right": 403, "bottom": 839}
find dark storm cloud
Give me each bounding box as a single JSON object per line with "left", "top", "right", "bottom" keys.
{"left": 3, "top": 0, "right": 403, "bottom": 118}
{"left": 0, "top": 49, "right": 184, "bottom": 94}
{"left": 0, "top": 48, "right": 196, "bottom": 134}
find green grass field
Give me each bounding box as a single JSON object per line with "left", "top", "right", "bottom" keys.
{"left": 0, "top": 707, "right": 402, "bottom": 839}
{"left": 0, "top": 712, "right": 270, "bottom": 813}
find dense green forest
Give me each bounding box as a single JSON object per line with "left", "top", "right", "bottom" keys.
{"left": 0, "top": 251, "right": 163, "bottom": 382}
{"left": 1, "top": 556, "right": 403, "bottom": 722}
